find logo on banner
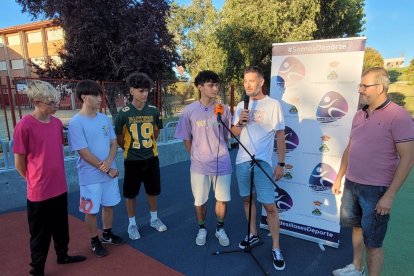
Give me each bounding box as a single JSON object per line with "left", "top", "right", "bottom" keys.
{"left": 277, "top": 57, "right": 305, "bottom": 86}
{"left": 309, "top": 163, "right": 337, "bottom": 191}
{"left": 327, "top": 61, "right": 340, "bottom": 80}
{"left": 283, "top": 163, "right": 293, "bottom": 180}
{"left": 275, "top": 187, "right": 293, "bottom": 212}
{"left": 319, "top": 135, "right": 331, "bottom": 152}
{"left": 316, "top": 91, "right": 348, "bottom": 123}
{"left": 274, "top": 126, "right": 299, "bottom": 153}
{"left": 312, "top": 200, "right": 323, "bottom": 216}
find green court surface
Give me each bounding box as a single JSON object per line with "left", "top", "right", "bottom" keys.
{"left": 383, "top": 169, "right": 414, "bottom": 275}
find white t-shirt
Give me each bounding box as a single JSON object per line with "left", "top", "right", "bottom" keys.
{"left": 233, "top": 96, "right": 285, "bottom": 166}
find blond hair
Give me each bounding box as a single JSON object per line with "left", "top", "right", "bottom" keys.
{"left": 26, "top": 80, "right": 60, "bottom": 103}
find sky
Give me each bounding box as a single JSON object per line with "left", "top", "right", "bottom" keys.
{"left": 1, "top": 0, "right": 413, "bottom": 65}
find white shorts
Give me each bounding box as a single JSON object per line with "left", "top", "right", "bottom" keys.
{"left": 190, "top": 172, "right": 231, "bottom": 206}
{"left": 79, "top": 178, "right": 121, "bottom": 214}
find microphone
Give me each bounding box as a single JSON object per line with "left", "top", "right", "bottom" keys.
{"left": 242, "top": 95, "right": 249, "bottom": 125}
{"left": 214, "top": 103, "right": 224, "bottom": 123}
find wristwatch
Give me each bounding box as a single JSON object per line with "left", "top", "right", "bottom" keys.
{"left": 278, "top": 162, "right": 285, "bottom": 167}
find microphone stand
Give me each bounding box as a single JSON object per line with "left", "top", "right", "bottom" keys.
{"left": 212, "top": 115, "right": 281, "bottom": 275}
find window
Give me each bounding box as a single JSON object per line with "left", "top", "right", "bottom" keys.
{"left": 0, "top": 37, "right": 4, "bottom": 47}
{"left": 30, "top": 57, "right": 46, "bottom": 69}
{"left": 7, "top": 34, "right": 20, "bottom": 46}
{"left": 0, "top": 61, "right": 7, "bottom": 71}
{"left": 27, "top": 32, "right": 42, "bottom": 43}
{"left": 47, "top": 29, "right": 64, "bottom": 41}
{"left": 10, "top": 59, "right": 24, "bottom": 70}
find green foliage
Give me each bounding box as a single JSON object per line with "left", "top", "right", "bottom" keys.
{"left": 313, "top": 0, "right": 365, "bottom": 39}
{"left": 169, "top": 0, "right": 365, "bottom": 86}
{"left": 17, "top": 0, "right": 178, "bottom": 81}
{"left": 363, "top": 47, "right": 384, "bottom": 71}
{"left": 403, "top": 58, "right": 414, "bottom": 84}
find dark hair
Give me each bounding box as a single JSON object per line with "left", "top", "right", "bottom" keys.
{"left": 194, "top": 70, "right": 219, "bottom": 86}
{"left": 126, "top": 72, "right": 154, "bottom": 89}
{"left": 75, "top": 80, "right": 102, "bottom": 103}
{"left": 244, "top": 66, "right": 264, "bottom": 78}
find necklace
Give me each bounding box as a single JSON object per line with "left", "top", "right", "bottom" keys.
{"left": 199, "top": 101, "right": 209, "bottom": 111}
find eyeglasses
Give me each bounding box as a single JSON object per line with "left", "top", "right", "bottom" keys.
{"left": 358, "top": 83, "right": 380, "bottom": 91}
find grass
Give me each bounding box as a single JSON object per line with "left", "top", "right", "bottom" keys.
{"left": 388, "top": 68, "right": 414, "bottom": 117}
{"left": 383, "top": 169, "right": 414, "bottom": 275}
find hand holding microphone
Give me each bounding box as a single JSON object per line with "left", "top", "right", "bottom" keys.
{"left": 214, "top": 103, "right": 224, "bottom": 123}
{"left": 239, "top": 94, "right": 250, "bottom": 126}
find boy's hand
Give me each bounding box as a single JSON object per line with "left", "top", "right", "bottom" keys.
{"left": 107, "top": 168, "right": 119, "bottom": 178}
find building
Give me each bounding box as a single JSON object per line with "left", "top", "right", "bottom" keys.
{"left": 0, "top": 20, "right": 64, "bottom": 86}
{"left": 383, "top": 57, "right": 405, "bottom": 69}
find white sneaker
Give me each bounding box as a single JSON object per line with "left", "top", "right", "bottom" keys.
{"left": 215, "top": 228, "right": 230, "bottom": 246}
{"left": 150, "top": 218, "right": 167, "bottom": 232}
{"left": 196, "top": 228, "right": 207, "bottom": 246}
{"left": 128, "top": 225, "right": 140, "bottom": 240}
{"left": 332, "top": 264, "right": 365, "bottom": 276}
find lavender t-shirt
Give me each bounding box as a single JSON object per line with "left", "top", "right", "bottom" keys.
{"left": 175, "top": 101, "right": 232, "bottom": 175}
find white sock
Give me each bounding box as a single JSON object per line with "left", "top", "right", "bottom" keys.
{"left": 129, "top": 216, "right": 136, "bottom": 226}
{"left": 150, "top": 211, "right": 158, "bottom": 221}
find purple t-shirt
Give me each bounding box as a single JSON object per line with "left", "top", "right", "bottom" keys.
{"left": 347, "top": 101, "right": 414, "bottom": 186}
{"left": 175, "top": 101, "right": 232, "bottom": 175}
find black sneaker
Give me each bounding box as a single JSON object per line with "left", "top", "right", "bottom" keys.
{"left": 238, "top": 234, "right": 260, "bottom": 249}
{"left": 57, "top": 255, "right": 87, "bottom": 264}
{"left": 100, "top": 232, "right": 124, "bottom": 245}
{"left": 272, "top": 249, "right": 285, "bottom": 271}
{"left": 91, "top": 240, "right": 107, "bottom": 257}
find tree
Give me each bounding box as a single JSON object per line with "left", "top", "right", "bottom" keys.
{"left": 17, "top": 0, "right": 178, "bottom": 117}
{"left": 217, "top": 0, "right": 320, "bottom": 86}
{"left": 169, "top": 0, "right": 365, "bottom": 88}
{"left": 168, "top": 0, "right": 225, "bottom": 79}
{"left": 17, "top": 0, "right": 178, "bottom": 81}
{"left": 404, "top": 58, "right": 414, "bottom": 84}
{"left": 313, "top": 0, "right": 365, "bottom": 39}
{"left": 363, "top": 47, "right": 384, "bottom": 71}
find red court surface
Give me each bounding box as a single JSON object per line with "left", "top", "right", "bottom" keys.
{"left": 0, "top": 211, "right": 183, "bottom": 276}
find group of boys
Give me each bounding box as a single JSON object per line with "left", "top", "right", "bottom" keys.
{"left": 13, "top": 66, "right": 414, "bottom": 276}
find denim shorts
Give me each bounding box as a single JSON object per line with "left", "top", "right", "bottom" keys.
{"left": 236, "top": 160, "right": 275, "bottom": 204}
{"left": 340, "top": 179, "right": 390, "bottom": 248}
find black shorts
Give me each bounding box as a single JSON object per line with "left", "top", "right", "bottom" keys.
{"left": 123, "top": 157, "right": 161, "bottom": 198}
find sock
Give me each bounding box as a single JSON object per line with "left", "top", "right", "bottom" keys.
{"left": 150, "top": 211, "right": 158, "bottom": 221}
{"left": 216, "top": 219, "right": 224, "bottom": 230}
{"left": 198, "top": 220, "right": 206, "bottom": 229}
{"left": 91, "top": 235, "right": 100, "bottom": 245}
{"left": 129, "top": 216, "right": 136, "bottom": 226}
{"left": 103, "top": 228, "right": 112, "bottom": 236}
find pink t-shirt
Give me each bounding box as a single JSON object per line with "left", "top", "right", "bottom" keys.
{"left": 13, "top": 115, "right": 68, "bottom": 201}
{"left": 347, "top": 101, "right": 414, "bottom": 186}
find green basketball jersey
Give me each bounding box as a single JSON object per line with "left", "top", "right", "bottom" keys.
{"left": 114, "top": 103, "right": 163, "bottom": 160}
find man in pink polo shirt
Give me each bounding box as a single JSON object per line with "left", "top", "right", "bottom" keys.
{"left": 332, "top": 67, "right": 414, "bottom": 276}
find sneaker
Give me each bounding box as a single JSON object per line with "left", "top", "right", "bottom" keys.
{"left": 150, "top": 218, "right": 168, "bottom": 232}
{"left": 91, "top": 240, "right": 107, "bottom": 258}
{"left": 332, "top": 264, "right": 366, "bottom": 276}
{"left": 128, "top": 225, "right": 141, "bottom": 240}
{"left": 272, "top": 249, "right": 286, "bottom": 271}
{"left": 100, "top": 232, "right": 124, "bottom": 245}
{"left": 238, "top": 234, "right": 260, "bottom": 249}
{"left": 196, "top": 228, "right": 207, "bottom": 246}
{"left": 57, "top": 255, "right": 87, "bottom": 264}
{"left": 215, "top": 228, "right": 230, "bottom": 246}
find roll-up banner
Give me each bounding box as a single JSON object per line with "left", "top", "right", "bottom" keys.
{"left": 260, "top": 37, "right": 366, "bottom": 248}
